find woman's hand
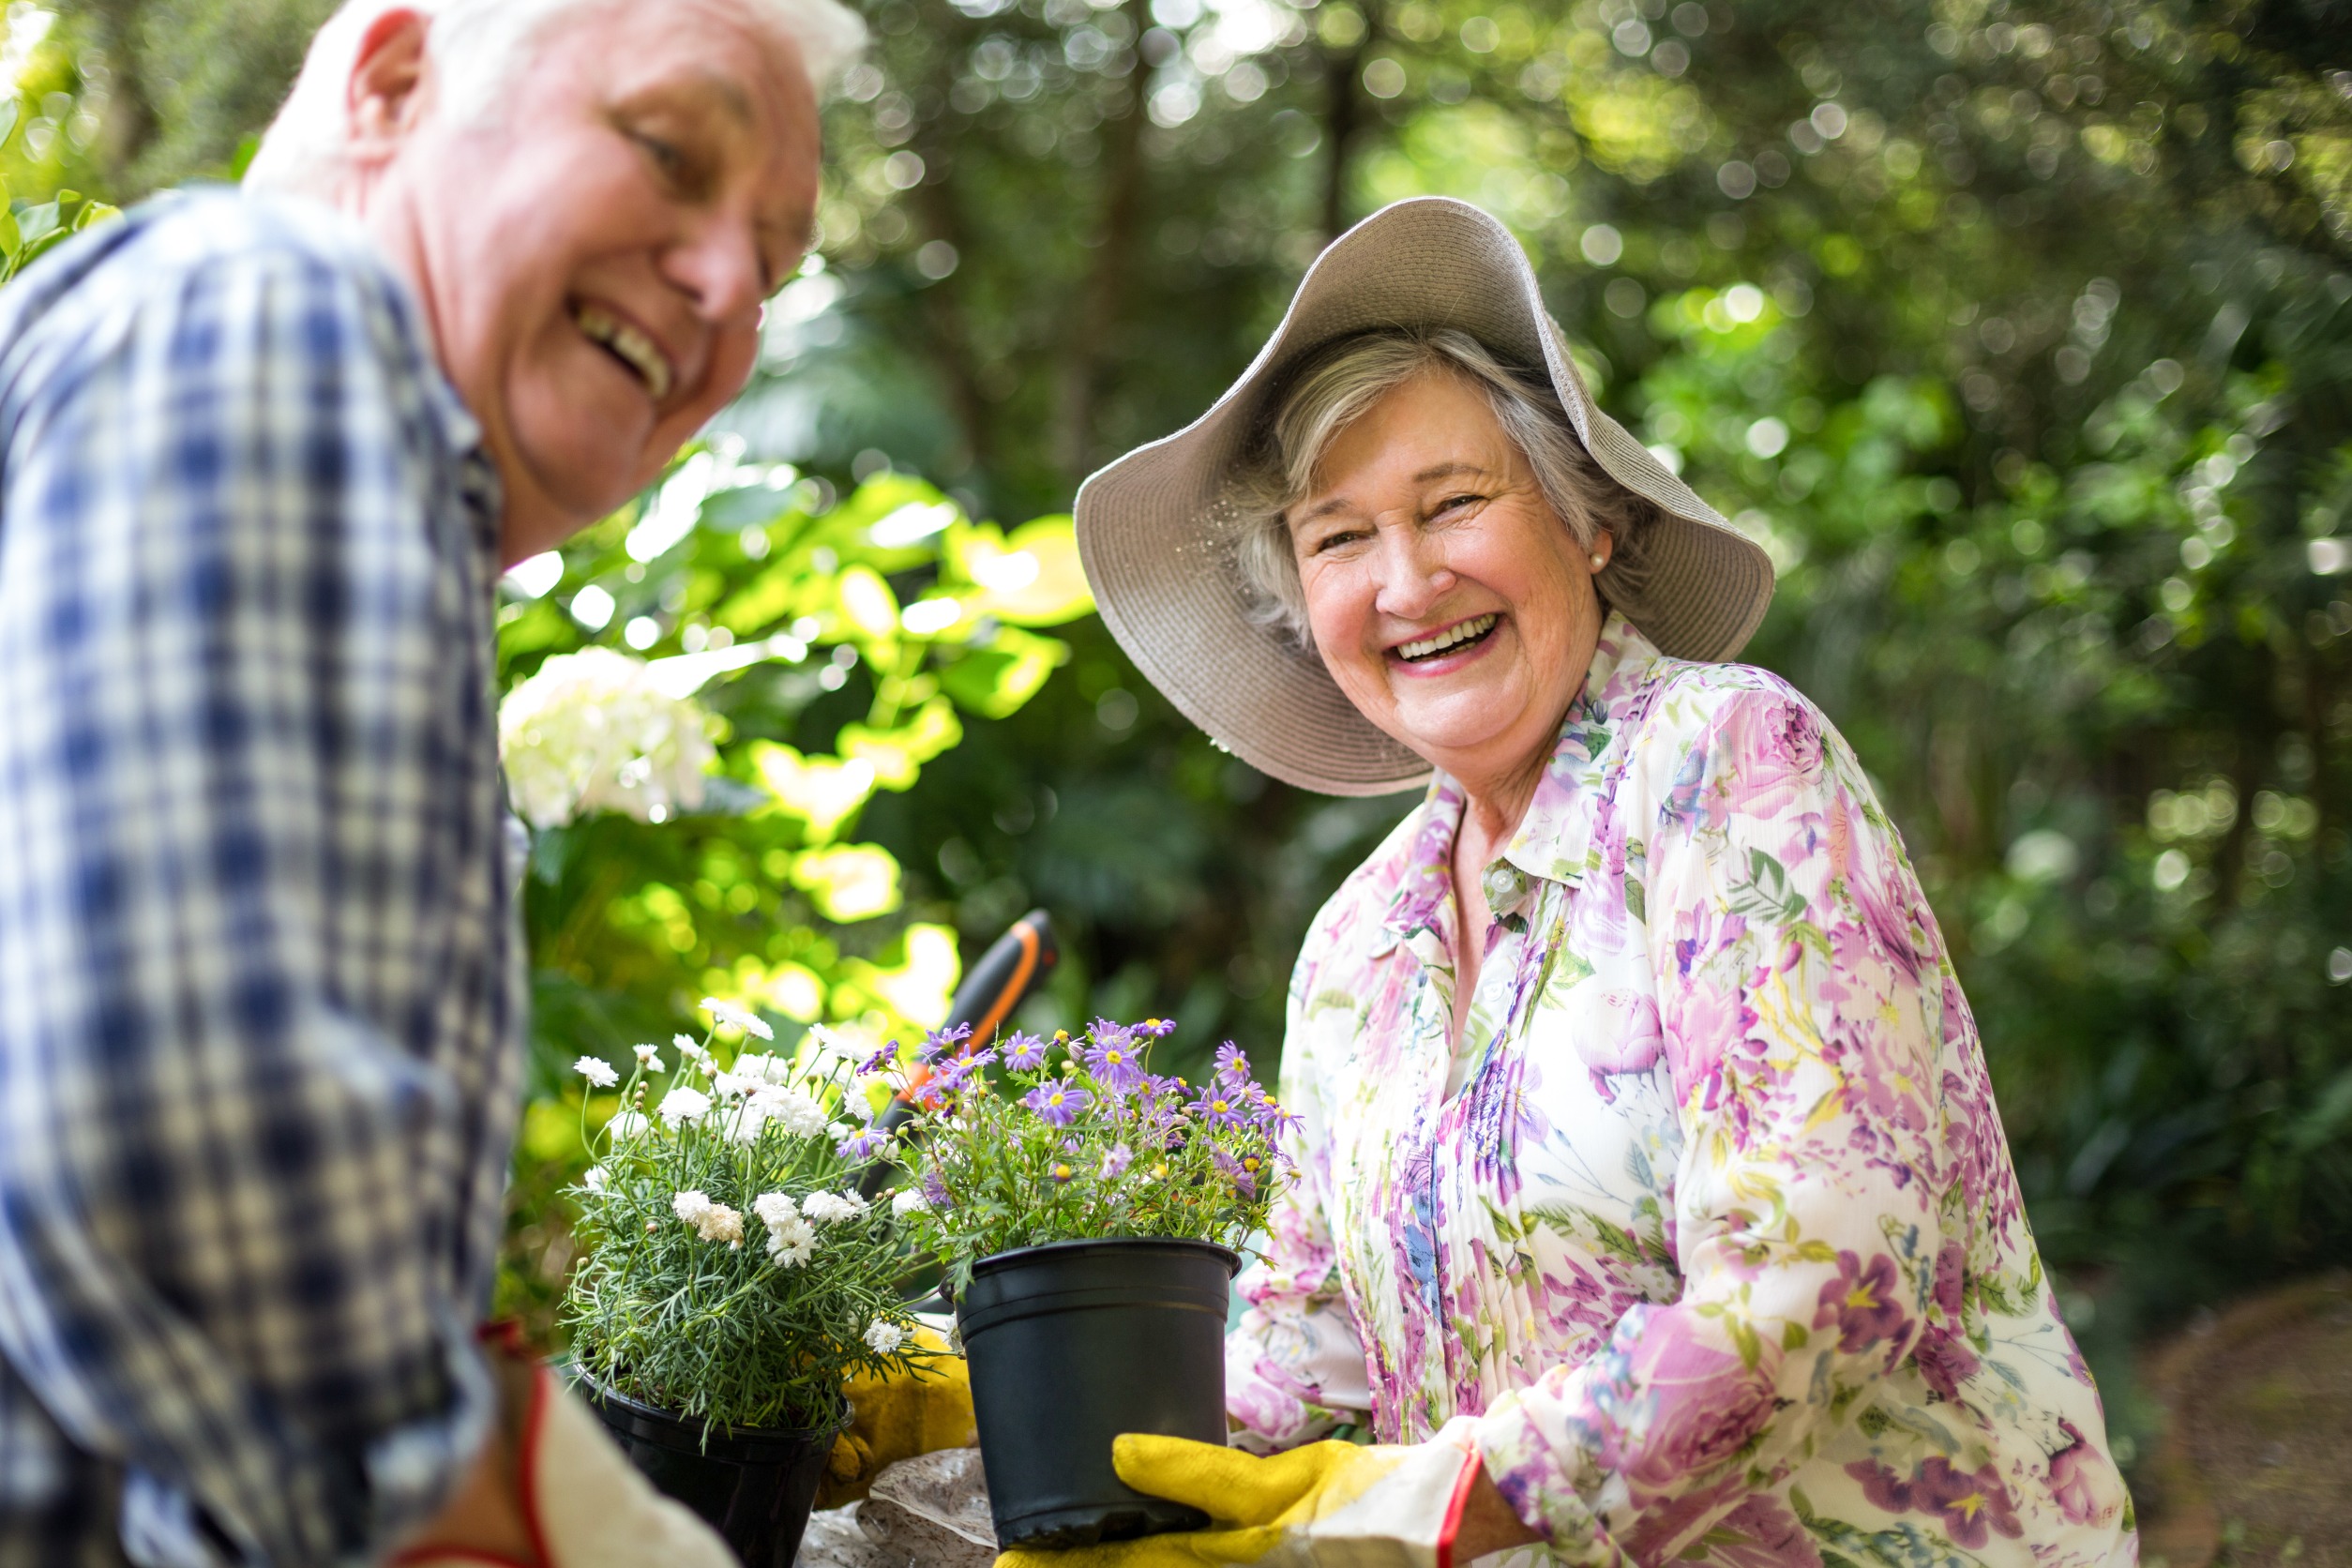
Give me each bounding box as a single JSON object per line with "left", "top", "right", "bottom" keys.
{"left": 993, "top": 1425, "right": 1530, "bottom": 1568}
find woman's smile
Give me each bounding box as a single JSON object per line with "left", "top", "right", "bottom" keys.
{"left": 1387, "top": 611, "right": 1502, "bottom": 672}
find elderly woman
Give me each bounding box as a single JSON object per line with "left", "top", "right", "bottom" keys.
{"left": 1052, "top": 199, "right": 2134, "bottom": 1568}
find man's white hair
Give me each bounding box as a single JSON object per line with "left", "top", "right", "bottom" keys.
{"left": 245, "top": 0, "right": 866, "bottom": 194}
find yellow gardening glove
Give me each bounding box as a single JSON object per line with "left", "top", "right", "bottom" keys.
{"left": 994, "top": 1419, "right": 1482, "bottom": 1568}
{"left": 817, "top": 1324, "right": 976, "bottom": 1506}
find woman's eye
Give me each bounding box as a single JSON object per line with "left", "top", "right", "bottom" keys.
{"left": 1308, "top": 528, "right": 1368, "bottom": 556}
{"left": 632, "top": 130, "right": 688, "bottom": 179}
{"left": 1436, "top": 492, "right": 1485, "bottom": 515}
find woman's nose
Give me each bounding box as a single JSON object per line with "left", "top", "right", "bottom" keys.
{"left": 663, "top": 215, "right": 767, "bottom": 323}
{"left": 1370, "top": 524, "right": 1455, "bottom": 619}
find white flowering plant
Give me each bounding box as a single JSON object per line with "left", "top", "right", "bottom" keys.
{"left": 561, "top": 1000, "right": 927, "bottom": 1431}
{"left": 886, "top": 1018, "right": 1293, "bottom": 1297}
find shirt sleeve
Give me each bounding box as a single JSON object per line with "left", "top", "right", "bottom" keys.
{"left": 1471, "top": 680, "right": 1951, "bottom": 1564}
{"left": 0, "top": 235, "right": 503, "bottom": 1566}
{"left": 1225, "top": 954, "right": 1376, "bottom": 1452}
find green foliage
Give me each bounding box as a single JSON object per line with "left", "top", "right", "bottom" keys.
{"left": 491, "top": 452, "right": 1089, "bottom": 1333}
{"left": 18, "top": 0, "right": 2352, "bottom": 1485}
{"left": 561, "top": 1009, "right": 927, "bottom": 1429}
{"left": 897, "top": 1020, "right": 1285, "bottom": 1295}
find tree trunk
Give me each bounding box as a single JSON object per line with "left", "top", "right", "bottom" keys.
{"left": 1319, "top": 2, "right": 1379, "bottom": 242}
{"left": 1050, "top": 0, "right": 1152, "bottom": 484}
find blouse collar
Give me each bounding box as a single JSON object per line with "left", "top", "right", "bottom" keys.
{"left": 1379, "top": 611, "right": 1666, "bottom": 952}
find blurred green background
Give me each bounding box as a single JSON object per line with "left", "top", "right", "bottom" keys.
{"left": 8, "top": 0, "right": 2349, "bottom": 1550}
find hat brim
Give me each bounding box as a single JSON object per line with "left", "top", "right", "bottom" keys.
{"left": 1074, "top": 196, "right": 1775, "bottom": 797}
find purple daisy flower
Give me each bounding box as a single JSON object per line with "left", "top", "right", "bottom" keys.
{"left": 1211, "top": 1145, "right": 1258, "bottom": 1199}
{"left": 1193, "top": 1081, "right": 1248, "bottom": 1129}
{"left": 1099, "top": 1142, "right": 1133, "bottom": 1179}
{"left": 1083, "top": 1034, "right": 1147, "bottom": 1093}
{"left": 859, "top": 1038, "right": 903, "bottom": 1076}
{"left": 1000, "top": 1031, "right": 1049, "bottom": 1072}
{"left": 1023, "top": 1081, "right": 1093, "bottom": 1126}
{"left": 836, "top": 1123, "right": 894, "bottom": 1160}
{"left": 918, "top": 1022, "right": 973, "bottom": 1063}
{"left": 920, "top": 1167, "right": 951, "bottom": 1207}
{"left": 1213, "top": 1042, "right": 1253, "bottom": 1082}
{"left": 913, "top": 1046, "right": 995, "bottom": 1108}
{"left": 1138, "top": 1017, "right": 1177, "bottom": 1039}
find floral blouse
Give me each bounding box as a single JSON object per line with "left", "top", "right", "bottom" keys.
{"left": 1225, "top": 613, "right": 2135, "bottom": 1568}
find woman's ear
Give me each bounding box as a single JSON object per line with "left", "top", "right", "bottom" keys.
{"left": 345, "top": 8, "right": 433, "bottom": 159}
{"left": 1588, "top": 530, "right": 1613, "bottom": 572}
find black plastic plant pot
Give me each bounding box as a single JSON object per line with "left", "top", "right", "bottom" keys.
{"left": 958, "top": 1236, "right": 1240, "bottom": 1550}
{"left": 576, "top": 1373, "right": 841, "bottom": 1568}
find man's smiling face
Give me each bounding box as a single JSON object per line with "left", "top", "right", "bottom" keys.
{"left": 366, "top": 0, "right": 821, "bottom": 562}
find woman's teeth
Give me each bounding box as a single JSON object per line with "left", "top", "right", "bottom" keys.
{"left": 575, "top": 303, "right": 673, "bottom": 401}
{"left": 1395, "top": 613, "right": 1499, "bottom": 661}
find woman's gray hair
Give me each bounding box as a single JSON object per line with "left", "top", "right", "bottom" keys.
{"left": 244, "top": 0, "right": 866, "bottom": 196}
{"left": 1230, "top": 327, "right": 1652, "bottom": 648}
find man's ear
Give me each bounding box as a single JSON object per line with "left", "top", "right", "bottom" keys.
{"left": 346, "top": 8, "right": 433, "bottom": 158}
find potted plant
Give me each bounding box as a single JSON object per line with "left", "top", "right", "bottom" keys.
{"left": 885, "top": 1018, "right": 1290, "bottom": 1550}
{"left": 562, "top": 999, "right": 929, "bottom": 1568}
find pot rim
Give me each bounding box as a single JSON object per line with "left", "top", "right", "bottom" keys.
{"left": 972, "top": 1234, "right": 1243, "bottom": 1278}
{"left": 567, "top": 1363, "right": 849, "bottom": 1447}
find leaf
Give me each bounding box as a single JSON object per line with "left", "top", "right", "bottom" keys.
{"left": 838, "top": 696, "right": 962, "bottom": 790}
{"left": 790, "top": 843, "right": 902, "bottom": 922}
{"left": 750, "top": 741, "right": 877, "bottom": 843}
{"left": 949, "top": 514, "right": 1095, "bottom": 626}
{"left": 938, "top": 625, "right": 1069, "bottom": 718}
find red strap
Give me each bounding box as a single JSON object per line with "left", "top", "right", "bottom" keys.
{"left": 1433, "top": 1450, "right": 1484, "bottom": 1568}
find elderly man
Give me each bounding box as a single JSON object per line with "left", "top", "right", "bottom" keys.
{"left": 0, "top": 0, "right": 859, "bottom": 1563}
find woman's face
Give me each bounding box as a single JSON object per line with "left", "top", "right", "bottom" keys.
{"left": 1288, "top": 369, "right": 1608, "bottom": 793}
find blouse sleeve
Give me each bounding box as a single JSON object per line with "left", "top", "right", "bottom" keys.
{"left": 1224, "top": 956, "right": 1376, "bottom": 1453}
{"left": 1471, "top": 680, "right": 1952, "bottom": 1564}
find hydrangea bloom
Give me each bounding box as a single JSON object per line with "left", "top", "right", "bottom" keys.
{"left": 574, "top": 1055, "right": 619, "bottom": 1088}
{"left": 498, "top": 647, "right": 715, "bottom": 829}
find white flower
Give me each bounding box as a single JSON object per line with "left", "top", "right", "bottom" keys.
{"left": 719, "top": 1100, "right": 768, "bottom": 1147}
{"left": 863, "top": 1319, "right": 908, "bottom": 1355}
{"left": 606, "top": 1108, "right": 649, "bottom": 1141}
{"left": 731, "top": 1052, "right": 792, "bottom": 1085}
{"left": 674, "top": 1034, "right": 709, "bottom": 1063}
{"left": 671, "top": 1189, "right": 744, "bottom": 1245}
{"left": 751, "top": 1085, "right": 828, "bottom": 1138}
{"left": 762, "top": 1209, "right": 816, "bottom": 1269}
{"left": 574, "top": 1055, "right": 619, "bottom": 1088}
{"left": 633, "top": 1043, "right": 664, "bottom": 1069}
{"left": 498, "top": 647, "right": 716, "bottom": 829}
{"left": 700, "top": 996, "right": 775, "bottom": 1041}
{"left": 657, "top": 1087, "right": 713, "bottom": 1127}
{"left": 583, "top": 1166, "right": 608, "bottom": 1192}
{"left": 891, "top": 1188, "right": 930, "bottom": 1217}
{"left": 802, "top": 1190, "right": 867, "bottom": 1225}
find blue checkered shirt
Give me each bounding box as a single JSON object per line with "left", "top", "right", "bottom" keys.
{"left": 0, "top": 189, "right": 522, "bottom": 1566}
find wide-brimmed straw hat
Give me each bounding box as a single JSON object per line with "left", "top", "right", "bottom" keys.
{"left": 1074, "top": 196, "right": 1774, "bottom": 797}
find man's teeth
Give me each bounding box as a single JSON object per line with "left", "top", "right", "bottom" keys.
{"left": 1396, "top": 613, "right": 1499, "bottom": 660}
{"left": 575, "top": 304, "right": 673, "bottom": 401}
